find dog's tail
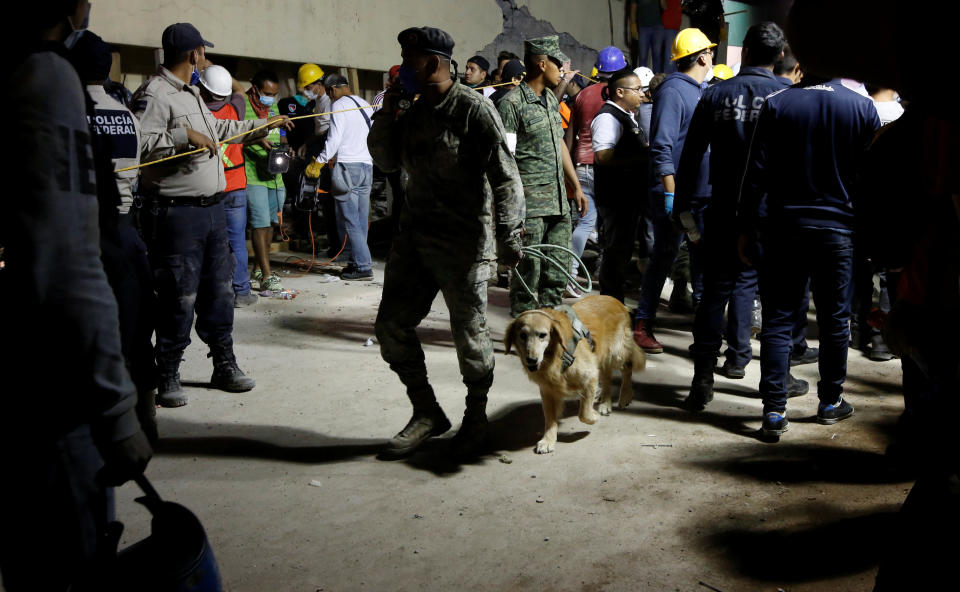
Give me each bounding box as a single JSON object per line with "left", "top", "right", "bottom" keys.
{"left": 623, "top": 312, "right": 646, "bottom": 373}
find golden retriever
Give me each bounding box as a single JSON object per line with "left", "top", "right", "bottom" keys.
{"left": 505, "top": 295, "right": 645, "bottom": 454}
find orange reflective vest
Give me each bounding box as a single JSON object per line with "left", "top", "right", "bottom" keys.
{"left": 208, "top": 102, "right": 246, "bottom": 192}
{"left": 559, "top": 101, "right": 571, "bottom": 130}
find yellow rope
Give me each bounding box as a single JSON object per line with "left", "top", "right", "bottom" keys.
{"left": 115, "top": 79, "right": 544, "bottom": 173}
{"left": 115, "top": 104, "right": 380, "bottom": 173}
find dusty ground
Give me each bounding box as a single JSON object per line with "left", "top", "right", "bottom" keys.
{"left": 115, "top": 257, "right": 910, "bottom": 592}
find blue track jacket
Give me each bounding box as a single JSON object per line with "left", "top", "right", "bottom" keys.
{"left": 738, "top": 79, "right": 881, "bottom": 233}
{"left": 648, "top": 71, "right": 711, "bottom": 198}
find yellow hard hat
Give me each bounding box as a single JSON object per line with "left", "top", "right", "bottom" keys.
{"left": 712, "top": 64, "right": 734, "bottom": 80}
{"left": 298, "top": 63, "right": 325, "bottom": 89}
{"left": 670, "top": 28, "right": 717, "bottom": 62}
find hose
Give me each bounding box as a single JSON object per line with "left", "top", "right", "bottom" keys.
{"left": 512, "top": 243, "right": 592, "bottom": 303}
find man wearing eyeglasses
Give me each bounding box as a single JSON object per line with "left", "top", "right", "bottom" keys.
{"left": 591, "top": 70, "right": 649, "bottom": 302}
{"left": 498, "top": 35, "right": 588, "bottom": 317}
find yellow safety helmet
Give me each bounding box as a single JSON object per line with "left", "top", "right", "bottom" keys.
{"left": 298, "top": 63, "right": 325, "bottom": 89}
{"left": 712, "top": 64, "right": 734, "bottom": 80}
{"left": 670, "top": 28, "right": 717, "bottom": 62}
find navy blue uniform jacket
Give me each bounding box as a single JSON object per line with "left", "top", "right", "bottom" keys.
{"left": 738, "top": 79, "right": 881, "bottom": 233}
{"left": 675, "top": 67, "right": 784, "bottom": 217}
{"left": 648, "top": 71, "right": 711, "bottom": 198}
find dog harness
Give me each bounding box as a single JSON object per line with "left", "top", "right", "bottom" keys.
{"left": 555, "top": 305, "right": 595, "bottom": 372}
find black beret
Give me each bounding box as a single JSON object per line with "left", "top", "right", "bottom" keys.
{"left": 467, "top": 55, "right": 490, "bottom": 71}
{"left": 68, "top": 30, "right": 114, "bottom": 83}
{"left": 500, "top": 59, "right": 525, "bottom": 82}
{"left": 397, "top": 26, "right": 455, "bottom": 59}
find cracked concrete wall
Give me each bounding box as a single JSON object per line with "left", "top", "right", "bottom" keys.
{"left": 92, "top": 0, "right": 626, "bottom": 73}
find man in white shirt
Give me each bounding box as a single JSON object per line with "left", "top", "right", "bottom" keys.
{"left": 590, "top": 69, "right": 648, "bottom": 302}
{"left": 306, "top": 74, "right": 375, "bottom": 280}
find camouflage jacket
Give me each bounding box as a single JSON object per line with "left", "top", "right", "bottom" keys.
{"left": 497, "top": 81, "right": 568, "bottom": 217}
{"left": 367, "top": 82, "right": 525, "bottom": 270}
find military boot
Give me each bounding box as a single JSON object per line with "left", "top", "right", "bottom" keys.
{"left": 685, "top": 356, "right": 716, "bottom": 411}
{"left": 382, "top": 385, "right": 451, "bottom": 460}
{"left": 451, "top": 380, "right": 491, "bottom": 458}
{"left": 209, "top": 347, "right": 256, "bottom": 392}
{"left": 157, "top": 355, "right": 188, "bottom": 408}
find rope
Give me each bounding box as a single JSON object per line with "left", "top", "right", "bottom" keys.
{"left": 512, "top": 243, "right": 592, "bottom": 304}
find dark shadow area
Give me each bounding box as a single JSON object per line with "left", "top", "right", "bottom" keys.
{"left": 683, "top": 442, "right": 914, "bottom": 484}
{"left": 275, "top": 316, "right": 456, "bottom": 348}
{"left": 707, "top": 504, "right": 897, "bottom": 582}
{"left": 844, "top": 372, "right": 904, "bottom": 396}
{"left": 154, "top": 398, "right": 573, "bottom": 476}
{"left": 621, "top": 380, "right": 764, "bottom": 440}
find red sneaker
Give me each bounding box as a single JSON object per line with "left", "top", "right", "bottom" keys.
{"left": 633, "top": 319, "right": 664, "bottom": 353}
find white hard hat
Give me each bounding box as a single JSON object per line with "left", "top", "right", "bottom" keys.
{"left": 633, "top": 66, "right": 655, "bottom": 90}
{"left": 199, "top": 65, "right": 233, "bottom": 98}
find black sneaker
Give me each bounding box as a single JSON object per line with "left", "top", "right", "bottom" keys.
{"left": 762, "top": 411, "right": 789, "bottom": 437}
{"left": 342, "top": 268, "right": 374, "bottom": 281}
{"left": 817, "top": 397, "right": 855, "bottom": 425}
{"left": 786, "top": 373, "right": 809, "bottom": 398}
{"left": 717, "top": 361, "right": 746, "bottom": 379}
{"left": 790, "top": 347, "right": 819, "bottom": 366}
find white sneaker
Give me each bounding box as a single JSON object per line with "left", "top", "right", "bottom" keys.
{"left": 565, "top": 282, "right": 585, "bottom": 299}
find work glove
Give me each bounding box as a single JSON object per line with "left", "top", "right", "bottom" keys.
{"left": 305, "top": 159, "right": 325, "bottom": 179}
{"left": 98, "top": 429, "right": 153, "bottom": 487}
{"left": 497, "top": 228, "right": 524, "bottom": 267}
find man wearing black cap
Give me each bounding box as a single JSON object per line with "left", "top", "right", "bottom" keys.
{"left": 464, "top": 54, "right": 494, "bottom": 98}
{"left": 489, "top": 59, "right": 525, "bottom": 106}
{"left": 132, "top": 22, "right": 291, "bottom": 408}
{"left": 370, "top": 26, "right": 525, "bottom": 459}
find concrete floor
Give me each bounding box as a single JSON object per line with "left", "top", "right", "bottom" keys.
{"left": 115, "top": 259, "right": 909, "bottom": 591}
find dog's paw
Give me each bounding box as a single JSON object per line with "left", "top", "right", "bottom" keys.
{"left": 618, "top": 394, "right": 634, "bottom": 408}
{"left": 535, "top": 439, "right": 555, "bottom": 454}
{"left": 598, "top": 401, "right": 612, "bottom": 416}
{"left": 579, "top": 410, "right": 599, "bottom": 425}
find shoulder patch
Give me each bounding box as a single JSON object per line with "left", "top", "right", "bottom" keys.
{"left": 288, "top": 104, "right": 297, "bottom": 113}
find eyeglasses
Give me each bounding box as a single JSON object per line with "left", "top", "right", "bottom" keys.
{"left": 621, "top": 87, "right": 644, "bottom": 93}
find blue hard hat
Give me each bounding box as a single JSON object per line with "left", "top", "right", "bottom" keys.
{"left": 595, "top": 46, "right": 627, "bottom": 73}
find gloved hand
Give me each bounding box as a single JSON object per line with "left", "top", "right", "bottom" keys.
{"left": 497, "top": 229, "right": 524, "bottom": 267}
{"left": 98, "top": 429, "right": 153, "bottom": 487}
{"left": 663, "top": 191, "right": 675, "bottom": 215}
{"left": 305, "top": 159, "right": 325, "bottom": 179}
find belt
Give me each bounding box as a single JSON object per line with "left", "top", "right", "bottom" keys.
{"left": 149, "top": 193, "right": 224, "bottom": 207}
{"left": 575, "top": 163, "right": 593, "bottom": 168}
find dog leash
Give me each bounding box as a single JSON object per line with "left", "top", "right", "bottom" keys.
{"left": 512, "top": 243, "right": 592, "bottom": 304}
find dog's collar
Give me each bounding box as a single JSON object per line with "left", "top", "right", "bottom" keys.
{"left": 555, "top": 305, "right": 595, "bottom": 372}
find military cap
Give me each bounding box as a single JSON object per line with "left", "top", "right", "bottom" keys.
{"left": 397, "top": 26, "right": 455, "bottom": 59}
{"left": 523, "top": 35, "right": 569, "bottom": 64}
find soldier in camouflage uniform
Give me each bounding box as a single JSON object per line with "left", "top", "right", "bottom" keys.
{"left": 369, "top": 27, "right": 526, "bottom": 459}
{"left": 497, "top": 35, "right": 588, "bottom": 317}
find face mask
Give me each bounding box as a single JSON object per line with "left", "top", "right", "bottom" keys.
{"left": 63, "top": 3, "right": 91, "bottom": 50}
{"left": 398, "top": 64, "right": 422, "bottom": 95}
{"left": 259, "top": 94, "right": 275, "bottom": 107}
{"left": 703, "top": 67, "right": 714, "bottom": 84}
{"left": 303, "top": 88, "right": 318, "bottom": 100}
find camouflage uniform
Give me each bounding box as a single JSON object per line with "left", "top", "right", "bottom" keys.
{"left": 369, "top": 78, "right": 525, "bottom": 424}
{"left": 497, "top": 40, "right": 572, "bottom": 317}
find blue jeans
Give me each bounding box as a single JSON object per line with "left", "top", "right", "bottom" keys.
{"left": 654, "top": 27, "right": 678, "bottom": 73}
{"left": 334, "top": 162, "right": 373, "bottom": 272}
{"left": 636, "top": 25, "right": 662, "bottom": 70}
{"left": 689, "top": 221, "right": 758, "bottom": 367}
{"left": 758, "top": 227, "right": 854, "bottom": 413}
{"left": 634, "top": 191, "right": 682, "bottom": 321}
{"left": 222, "top": 189, "right": 251, "bottom": 295}
{"left": 571, "top": 165, "right": 597, "bottom": 276}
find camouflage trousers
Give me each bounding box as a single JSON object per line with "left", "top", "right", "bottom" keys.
{"left": 374, "top": 234, "right": 495, "bottom": 403}
{"left": 509, "top": 214, "right": 572, "bottom": 316}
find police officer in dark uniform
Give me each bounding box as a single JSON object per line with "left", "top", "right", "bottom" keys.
{"left": 738, "top": 72, "right": 881, "bottom": 437}
{"left": 675, "top": 23, "right": 810, "bottom": 411}
{"left": 3, "top": 3, "right": 152, "bottom": 588}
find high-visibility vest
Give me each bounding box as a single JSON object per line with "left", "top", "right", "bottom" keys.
{"left": 559, "top": 101, "right": 571, "bottom": 130}
{"left": 208, "top": 102, "right": 246, "bottom": 192}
